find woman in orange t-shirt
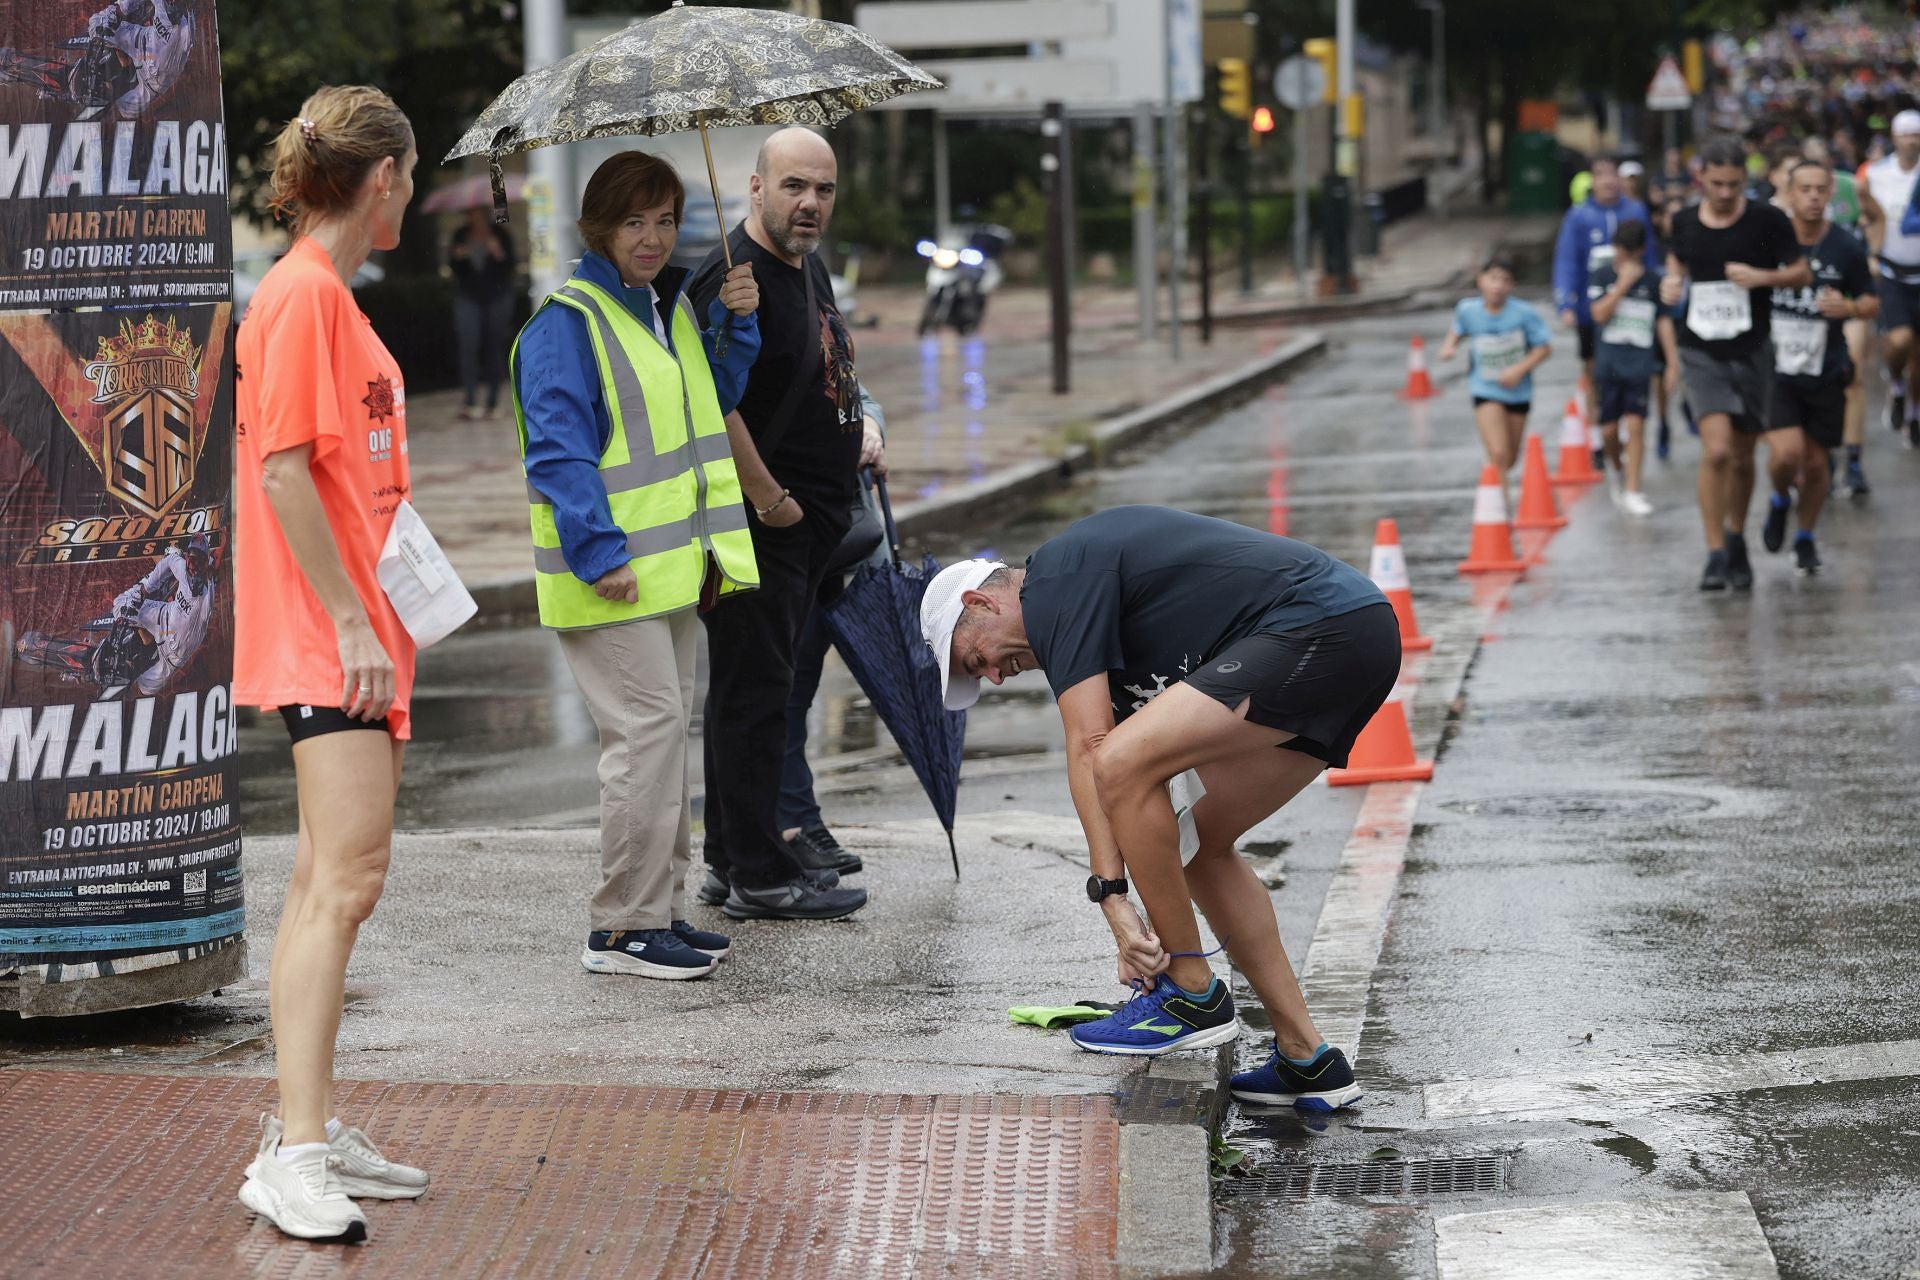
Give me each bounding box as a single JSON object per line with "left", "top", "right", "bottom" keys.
{"left": 230, "top": 86, "right": 429, "bottom": 1243}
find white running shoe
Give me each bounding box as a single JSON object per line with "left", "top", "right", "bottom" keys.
{"left": 1621, "top": 490, "right": 1655, "bottom": 518}
{"left": 262, "top": 1114, "right": 431, "bottom": 1200}
{"left": 237, "top": 1114, "right": 368, "bottom": 1242}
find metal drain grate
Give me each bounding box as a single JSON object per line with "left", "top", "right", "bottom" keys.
{"left": 1222, "top": 1153, "right": 1509, "bottom": 1199}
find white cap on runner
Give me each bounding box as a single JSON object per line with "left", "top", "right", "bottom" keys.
{"left": 920, "top": 558, "right": 1009, "bottom": 711}
{"left": 1894, "top": 110, "right": 1920, "bottom": 137}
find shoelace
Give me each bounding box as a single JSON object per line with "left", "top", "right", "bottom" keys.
{"left": 1109, "top": 938, "right": 1231, "bottom": 1027}
{"left": 292, "top": 1152, "right": 349, "bottom": 1199}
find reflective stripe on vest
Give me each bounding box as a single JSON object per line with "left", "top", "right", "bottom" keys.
{"left": 512, "top": 278, "right": 759, "bottom": 630}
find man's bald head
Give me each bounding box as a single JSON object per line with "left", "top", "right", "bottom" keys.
{"left": 750, "top": 127, "right": 837, "bottom": 263}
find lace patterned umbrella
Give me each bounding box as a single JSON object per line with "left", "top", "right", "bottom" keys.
{"left": 445, "top": 0, "right": 940, "bottom": 260}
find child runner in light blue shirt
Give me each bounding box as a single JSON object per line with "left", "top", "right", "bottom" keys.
{"left": 1439, "top": 257, "right": 1555, "bottom": 477}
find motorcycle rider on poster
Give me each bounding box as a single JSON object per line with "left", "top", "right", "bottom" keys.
{"left": 112, "top": 532, "right": 215, "bottom": 695}
{"left": 84, "top": 0, "right": 193, "bottom": 119}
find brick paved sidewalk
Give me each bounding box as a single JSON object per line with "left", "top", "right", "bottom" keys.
{"left": 5, "top": 1070, "right": 1119, "bottom": 1278}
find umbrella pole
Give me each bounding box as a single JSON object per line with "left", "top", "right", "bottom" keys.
{"left": 698, "top": 119, "right": 733, "bottom": 271}
{"left": 946, "top": 828, "right": 960, "bottom": 880}
{"left": 872, "top": 472, "right": 901, "bottom": 568}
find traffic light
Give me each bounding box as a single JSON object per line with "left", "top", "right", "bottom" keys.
{"left": 1251, "top": 106, "right": 1276, "bottom": 134}
{"left": 1302, "top": 38, "right": 1337, "bottom": 104}
{"left": 1215, "top": 57, "right": 1252, "bottom": 120}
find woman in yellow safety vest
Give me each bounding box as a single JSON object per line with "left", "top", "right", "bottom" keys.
{"left": 511, "top": 150, "right": 760, "bottom": 980}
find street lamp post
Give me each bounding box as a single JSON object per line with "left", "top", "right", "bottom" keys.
{"left": 524, "top": 0, "right": 578, "bottom": 303}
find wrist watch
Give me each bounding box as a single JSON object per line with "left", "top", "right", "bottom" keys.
{"left": 1086, "top": 874, "right": 1129, "bottom": 903}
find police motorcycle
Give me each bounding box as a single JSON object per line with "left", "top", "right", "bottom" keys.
{"left": 915, "top": 224, "right": 1011, "bottom": 336}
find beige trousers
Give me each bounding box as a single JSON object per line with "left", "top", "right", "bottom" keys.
{"left": 556, "top": 608, "right": 699, "bottom": 932}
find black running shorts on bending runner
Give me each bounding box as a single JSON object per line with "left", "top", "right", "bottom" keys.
{"left": 1180, "top": 602, "right": 1401, "bottom": 769}
{"left": 1768, "top": 377, "right": 1848, "bottom": 447}
{"left": 1679, "top": 344, "right": 1773, "bottom": 435}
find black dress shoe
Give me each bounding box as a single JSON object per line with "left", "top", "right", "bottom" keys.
{"left": 699, "top": 864, "right": 836, "bottom": 905}
{"left": 787, "top": 825, "right": 863, "bottom": 875}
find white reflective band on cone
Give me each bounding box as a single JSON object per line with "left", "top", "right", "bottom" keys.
{"left": 1473, "top": 482, "right": 1510, "bottom": 524}
{"left": 1561, "top": 412, "right": 1586, "bottom": 444}
{"left": 1370, "top": 543, "right": 1410, "bottom": 590}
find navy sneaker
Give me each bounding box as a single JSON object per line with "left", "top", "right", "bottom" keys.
{"left": 1656, "top": 419, "right": 1671, "bottom": 461}
{"left": 671, "top": 919, "right": 731, "bottom": 961}
{"left": 580, "top": 929, "right": 717, "bottom": 980}
{"left": 1230, "top": 1042, "right": 1364, "bottom": 1111}
{"left": 1762, "top": 493, "right": 1791, "bottom": 553}
{"left": 1068, "top": 975, "right": 1237, "bottom": 1057}
{"left": 1846, "top": 457, "right": 1870, "bottom": 498}
{"left": 1794, "top": 533, "right": 1821, "bottom": 576}
{"left": 1724, "top": 532, "right": 1753, "bottom": 592}
{"left": 698, "top": 865, "right": 838, "bottom": 906}
{"left": 1699, "top": 549, "right": 1729, "bottom": 592}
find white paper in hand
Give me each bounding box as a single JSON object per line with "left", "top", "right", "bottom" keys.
{"left": 377, "top": 500, "right": 476, "bottom": 649}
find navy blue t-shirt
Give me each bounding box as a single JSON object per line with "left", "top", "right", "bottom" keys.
{"left": 1020, "top": 507, "right": 1385, "bottom": 720}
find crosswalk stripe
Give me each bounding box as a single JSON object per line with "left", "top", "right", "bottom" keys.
{"left": 1424, "top": 1037, "right": 1920, "bottom": 1121}
{"left": 1435, "top": 1191, "right": 1781, "bottom": 1279}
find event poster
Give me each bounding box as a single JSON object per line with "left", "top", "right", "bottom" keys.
{"left": 0, "top": 0, "right": 231, "bottom": 307}
{"left": 1, "top": 305, "right": 240, "bottom": 960}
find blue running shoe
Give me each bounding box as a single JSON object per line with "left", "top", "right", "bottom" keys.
{"left": 1230, "top": 1042, "right": 1364, "bottom": 1111}
{"left": 580, "top": 929, "right": 716, "bottom": 980}
{"left": 1068, "top": 975, "right": 1237, "bottom": 1056}
{"left": 671, "top": 918, "right": 731, "bottom": 961}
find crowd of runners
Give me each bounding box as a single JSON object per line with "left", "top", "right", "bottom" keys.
{"left": 1449, "top": 104, "right": 1920, "bottom": 591}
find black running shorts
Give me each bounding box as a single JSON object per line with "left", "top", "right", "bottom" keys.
{"left": 281, "top": 705, "right": 393, "bottom": 743}
{"left": 1181, "top": 603, "right": 1401, "bottom": 769}
{"left": 1767, "top": 377, "right": 1847, "bottom": 448}
{"left": 1876, "top": 271, "right": 1920, "bottom": 334}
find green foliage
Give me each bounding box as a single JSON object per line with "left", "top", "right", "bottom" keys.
{"left": 985, "top": 179, "right": 1049, "bottom": 243}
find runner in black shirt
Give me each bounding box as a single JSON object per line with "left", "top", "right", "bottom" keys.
{"left": 1762, "top": 159, "right": 1878, "bottom": 575}
{"left": 1662, "top": 136, "right": 1811, "bottom": 591}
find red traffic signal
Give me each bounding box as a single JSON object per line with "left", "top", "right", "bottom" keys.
{"left": 1251, "top": 105, "right": 1276, "bottom": 133}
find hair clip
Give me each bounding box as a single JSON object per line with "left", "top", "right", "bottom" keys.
{"left": 298, "top": 118, "right": 317, "bottom": 141}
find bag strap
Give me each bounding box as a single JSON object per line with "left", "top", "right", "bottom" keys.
{"left": 753, "top": 256, "right": 825, "bottom": 464}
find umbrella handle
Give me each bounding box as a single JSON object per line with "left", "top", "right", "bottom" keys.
{"left": 868, "top": 468, "right": 901, "bottom": 567}
{"left": 698, "top": 119, "right": 733, "bottom": 272}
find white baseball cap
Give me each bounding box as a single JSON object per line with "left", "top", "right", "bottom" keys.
{"left": 1619, "top": 160, "right": 1645, "bottom": 178}
{"left": 1894, "top": 110, "right": 1920, "bottom": 137}
{"left": 919, "top": 558, "right": 1009, "bottom": 711}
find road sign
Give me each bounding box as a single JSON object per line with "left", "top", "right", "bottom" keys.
{"left": 1274, "top": 55, "right": 1327, "bottom": 111}
{"left": 1646, "top": 56, "right": 1692, "bottom": 111}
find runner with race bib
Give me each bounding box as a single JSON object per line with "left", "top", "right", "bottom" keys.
{"left": 1587, "top": 219, "right": 1679, "bottom": 517}
{"left": 1439, "top": 256, "right": 1554, "bottom": 491}
{"left": 1762, "top": 158, "right": 1877, "bottom": 576}
{"left": 1662, "top": 136, "right": 1811, "bottom": 592}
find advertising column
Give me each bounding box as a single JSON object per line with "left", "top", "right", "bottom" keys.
{"left": 1, "top": 0, "right": 241, "bottom": 1015}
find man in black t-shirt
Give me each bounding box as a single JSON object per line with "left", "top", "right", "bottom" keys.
{"left": 1662, "top": 136, "right": 1812, "bottom": 592}
{"left": 683, "top": 127, "right": 879, "bottom": 922}
{"left": 1762, "top": 159, "right": 1878, "bottom": 575}
{"left": 920, "top": 507, "right": 1396, "bottom": 1109}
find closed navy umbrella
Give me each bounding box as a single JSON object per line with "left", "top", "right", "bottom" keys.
{"left": 822, "top": 474, "right": 966, "bottom": 877}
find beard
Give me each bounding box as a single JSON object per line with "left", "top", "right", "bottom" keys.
{"left": 765, "top": 208, "right": 826, "bottom": 258}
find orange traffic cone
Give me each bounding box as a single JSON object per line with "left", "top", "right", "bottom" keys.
{"left": 1367, "top": 518, "right": 1432, "bottom": 652}
{"left": 1553, "top": 397, "right": 1602, "bottom": 486}
{"left": 1326, "top": 698, "right": 1435, "bottom": 786}
{"left": 1398, "top": 336, "right": 1436, "bottom": 400}
{"left": 1457, "top": 465, "right": 1529, "bottom": 575}
{"left": 1513, "top": 434, "right": 1568, "bottom": 530}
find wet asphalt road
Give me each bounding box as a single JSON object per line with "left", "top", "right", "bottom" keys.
{"left": 225, "top": 299, "right": 1920, "bottom": 1278}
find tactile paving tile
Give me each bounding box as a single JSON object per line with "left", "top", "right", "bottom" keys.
{"left": 0, "top": 1072, "right": 1121, "bottom": 1278}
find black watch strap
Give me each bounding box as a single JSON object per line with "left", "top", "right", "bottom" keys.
{"left": 1087, "top": 874, "right": 1129, "bottom": 903}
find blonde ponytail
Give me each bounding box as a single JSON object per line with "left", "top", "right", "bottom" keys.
{"left": 266, "top": 85, "right": 414, "bottom": 233}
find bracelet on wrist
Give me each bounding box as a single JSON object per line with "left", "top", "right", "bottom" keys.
{"left": 754, "top": 489, "right": 791, "bottom": 520}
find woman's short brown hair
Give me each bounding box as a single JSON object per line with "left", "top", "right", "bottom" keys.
{"left": 578, "top": 152, "right": 686, "bottom": 258}
{"left": 266, "top": 86, "right": 414, "bottom": 233}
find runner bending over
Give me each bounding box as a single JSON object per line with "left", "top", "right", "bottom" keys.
{"left": 921, "top": 507, "right": 1397, "bottom": 1110}
{"left": 1662, "top": 136, "right": 1811, "bottom": 592}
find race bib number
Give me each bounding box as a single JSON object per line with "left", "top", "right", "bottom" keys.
{"left": 1687, "top": 280, "right": 1753, "bottom": 341}
{"left": 1473, "top": 329, "right": 1528, "bottom": 372}
{"left": 1772, "top": 315, "right": 1829, "bottom": 377}
{"left": 1601, "top": 297, "right": 1657, "bottom": 349}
